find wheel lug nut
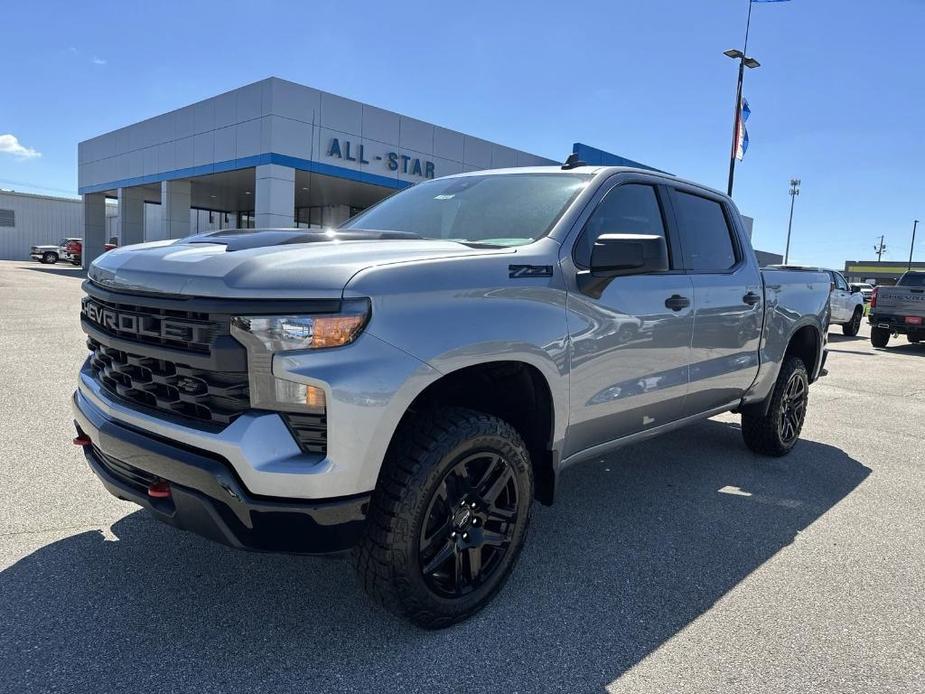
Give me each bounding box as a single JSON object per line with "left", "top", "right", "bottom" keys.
{"left": 450, "top": 531, "right": 457, "bottom": 538}
{"left": 462, "top": 533, "right": 468, "bottom": 540}
{"left": 472, "top": 518, "right": 479, "bottom": 526}
{"left": 470, "top": 502, "right": 477, "bottom": 509}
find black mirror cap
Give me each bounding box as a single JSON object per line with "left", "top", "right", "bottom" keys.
{"left": 578, "top": 233, "right": 669, "bottom": 298}
{"left": 590, "top": 233, "right": 669, "bottom": 277}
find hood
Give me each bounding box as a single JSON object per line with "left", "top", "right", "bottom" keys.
{"left": 88, "top": 230, "right": 514, "bottom": 298}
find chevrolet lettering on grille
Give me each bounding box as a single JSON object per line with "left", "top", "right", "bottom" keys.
{"left": 81, "top": 297, "right": 204, "bottom": 343}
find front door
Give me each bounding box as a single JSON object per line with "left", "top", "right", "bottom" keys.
{"left": 562, "top": 178, "right": 694, "bottom": 458}
{"left": 667, "top": 185, "right": 763, "bottom": 414}
{"left": 830, "top": 271, "right": 853, "bottom": 322}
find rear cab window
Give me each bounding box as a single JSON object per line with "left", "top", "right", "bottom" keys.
{"left": 670, "top": 190, "right": 738, "bottom": 272}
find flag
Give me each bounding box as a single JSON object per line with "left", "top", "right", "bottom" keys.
{"left": 735, "top": 98, "right": 751, "bottom": 161}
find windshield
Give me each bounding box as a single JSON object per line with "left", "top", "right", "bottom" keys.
{"left": 899, "top": 273, "right": 925, "bottom": 287}
{"left": 341, "top": 173, "right": 591, "bottom": 246}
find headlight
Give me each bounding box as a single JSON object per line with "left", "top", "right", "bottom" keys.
{"left": 232, "top": 300, "right": 369, "bottom": 352}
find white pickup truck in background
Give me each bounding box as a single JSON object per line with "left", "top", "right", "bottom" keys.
{"left": 769, "top": 265, "right": 865, "bottom": 336}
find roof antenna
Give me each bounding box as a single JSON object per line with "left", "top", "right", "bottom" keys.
{"left": 561, "top": 152, "right": 586, "bottom": 170}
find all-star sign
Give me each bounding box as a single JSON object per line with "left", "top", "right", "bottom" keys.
{"left": 326, "top": 138, "right": 436, "bottom": 179}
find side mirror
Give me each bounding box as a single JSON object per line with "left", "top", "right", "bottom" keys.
{"left": 578, "top": 233, "right": 669, "bottom": 298}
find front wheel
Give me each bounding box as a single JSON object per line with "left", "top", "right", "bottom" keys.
{"left": 354, "top": 407, "right": 533, "bottom": 629}
{"left": 741, "top": 356, "right": 809, "bottom": 457}
{"left": 842, "top": 307, "right": 862, "bottom": 336}
{"left": 871, "top": 326, "right": 890, "bottom": 348}
{"left": 42, "top": 252, "right": 58, "bottom": 264}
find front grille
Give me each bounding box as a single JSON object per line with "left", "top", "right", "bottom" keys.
{"left": 81, "top": 295, "right": 222, "bottom": 354}
{"left": 88, "top": 338, "right": 249, "bottom": 425}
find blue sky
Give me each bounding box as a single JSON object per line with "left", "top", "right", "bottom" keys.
{"left": 2, "top": 0, "right": 923, "bottom": 267}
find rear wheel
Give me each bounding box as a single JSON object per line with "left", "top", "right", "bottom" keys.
{"left": 842, "top": 307, "right": 862, "bottom": 336}
{"left": 871, "top": 326, "right": 890, "bottom": 348}
{"left": 741, "top": 356, "right": 809, "bottom": 457}
{"left": 41, "top": 252, "right": 58, "bottom": 264}
{"left": 354, "top": 407, "right": 533, "bottom": 629}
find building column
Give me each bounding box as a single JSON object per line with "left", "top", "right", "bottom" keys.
{"left": 161, "top": 180, "right": 191, "bottom": 239}
{"left": 117, "top": 186, "right": 146, "bottom": 246}
{"left": 255, "top": 164, "right": 295, "bottom": 228}
{"left": 82, "top": 193, "right": 107, "bottom": 269}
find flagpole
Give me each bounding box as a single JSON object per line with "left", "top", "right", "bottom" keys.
{"left": 726, "top": 0, "right": 753, "bottom": 197}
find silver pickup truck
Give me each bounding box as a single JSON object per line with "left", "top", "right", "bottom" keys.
{"left": 72, "top": 165, "right": 830, "bottom": 627}
{"left": 869, "top": 271, "right": 925, "bottom": 347}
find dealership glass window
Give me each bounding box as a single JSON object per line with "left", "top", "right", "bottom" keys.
{"left": 237, "top": 211, "right": 255, "bottom": 229}
{"left": 671, "top": 191, "right": 737, "bottom": 271}
{"left": 0, "top": 209, "right": 14, "bottom": 227}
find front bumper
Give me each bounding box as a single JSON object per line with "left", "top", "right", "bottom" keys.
{"left": 73, "top": 390, "right": 370, "bottom": 554}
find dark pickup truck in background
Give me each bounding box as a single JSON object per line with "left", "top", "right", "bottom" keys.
{"left": 869, "top": 271, "right": 925, "bottom": 347}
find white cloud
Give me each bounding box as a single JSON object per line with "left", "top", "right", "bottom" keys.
{"left": 0, "top": 134, "right": 42, "bottom": 159}
{"left": 92, "top": 57, "right": 107, "bottom": 65}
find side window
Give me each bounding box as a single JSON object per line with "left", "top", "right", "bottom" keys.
{"left": 834, "top": 272, "right": 849, "bottom": 291}
{"left": 574, "top": 183, "right": 667, "bottom": 267}
{"left": 672, "top": 190, "right": 738, "bottom": 271}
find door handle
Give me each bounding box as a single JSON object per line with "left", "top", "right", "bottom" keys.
{"left": 665, "top": 294, "right": 691, "bottom": 311}
{"left": 743, "top": 291, "right": 761, "bottom": 306}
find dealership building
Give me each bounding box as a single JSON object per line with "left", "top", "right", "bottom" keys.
{"left": 77, "top": 77, "right": 655, "bottom": 266}
{"left": 843, "top": 260, "right": 925, "bottom": 285}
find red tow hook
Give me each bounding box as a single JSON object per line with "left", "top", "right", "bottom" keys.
{"left": 147, "top": 480, "right": 172, "bottom": 499}
{"left": 73, "top": 435, "right": 92, "bottom": 447}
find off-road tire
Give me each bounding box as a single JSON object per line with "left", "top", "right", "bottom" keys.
{"left": 353, "top": 407, "right": 533, "bottom": 629}
{"left": 741, "top": 356, "right": 809, "bottom": 457}
{"left": 842, "top": 307, "right": 862, "bottom": 336}
{"left": 871, "top": 326, "right": 890, "bottom": 348}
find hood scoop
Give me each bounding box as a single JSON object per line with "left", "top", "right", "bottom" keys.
{"left": 185, "top": 228, "right": 422, "bottom": 252}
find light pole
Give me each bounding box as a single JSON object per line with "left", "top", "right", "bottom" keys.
{"left": 875, "top": 235, "right": 887, "bottom": 262}
{"left": 724, "top": 48, "right": 761, "bottom": 197}
{"left": 784, "top": 178, "right": 800, "bottom": 264}
{"left": 909, "top": 219, "right": 919, "bottom": 271}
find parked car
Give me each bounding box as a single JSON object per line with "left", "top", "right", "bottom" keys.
{"left": 868, "top": 271, "right": 925, "bottom": 347}
{"left": 73, "top": 165, "right": 831, "bottom": 628}
{"left": 65, "top": 239, "right": 83, "bottom": 265}
{"left": 65, "top": 237, "right": 118, "bottom": 266}
{"left": 30, "top": 237, "right": 81, "bottom": 264}
{"left": 850, "top": 282, "right": 874, "bottom": 303}
{"left": 769, "top": 265, "right": 865, "bottom": 335}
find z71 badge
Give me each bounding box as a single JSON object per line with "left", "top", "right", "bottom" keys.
{"left": 508, "top": 265, "right": 553, "bottom": 279}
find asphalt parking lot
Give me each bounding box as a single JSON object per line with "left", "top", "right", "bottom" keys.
{"left": 1, "top": 259, "right": 922, "bottom": 693}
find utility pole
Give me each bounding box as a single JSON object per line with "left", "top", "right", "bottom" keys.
{"left": 875, "top": 235, "right": 887, "bottom": 262}
{"left": 909, "top": 220, "right": 919, "bottom": 271}
{"left": 784, "top": 178, "right": 800, "bottom": 264}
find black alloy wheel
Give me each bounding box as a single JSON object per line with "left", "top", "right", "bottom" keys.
{"left": 778, "top": 369, "right": 808, "bottom": 446}
{"left": 419, "top": 452, "right": 519, "bottom": 598}
{"left": 354, "top": 407, "right": 533, "bottom": 628}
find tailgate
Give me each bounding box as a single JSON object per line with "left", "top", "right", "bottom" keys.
{"left": 875, "top": 287, "right": 925, "bottom": 316}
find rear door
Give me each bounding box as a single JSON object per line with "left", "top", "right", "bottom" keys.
{"left": 562, "top": 175, "right": 694, "bottom": 457}
{"left": 666, "top": 185, "right": 763, "bottom": 414}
